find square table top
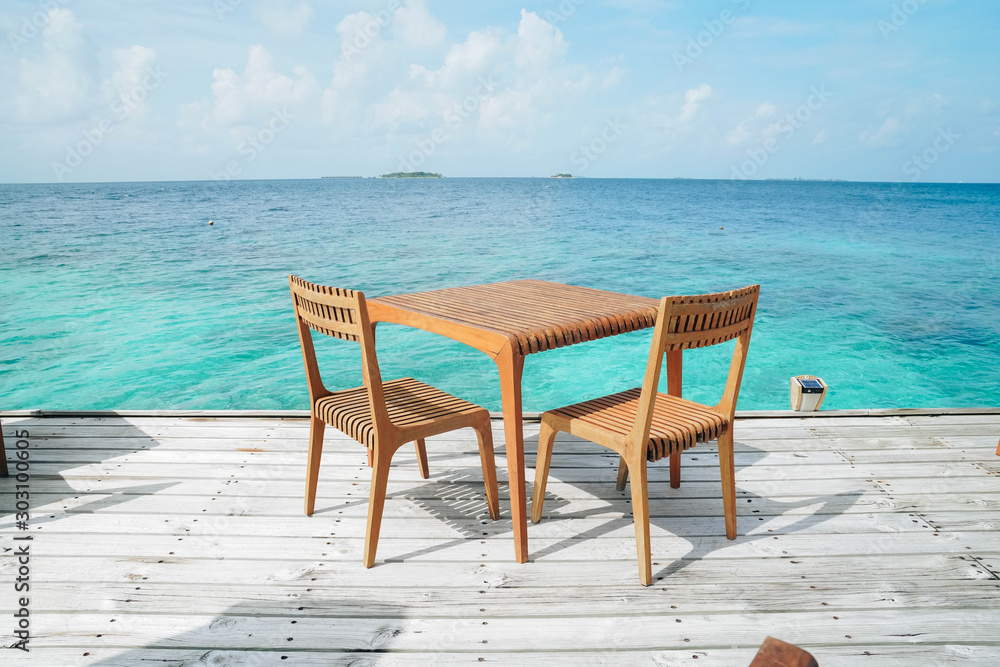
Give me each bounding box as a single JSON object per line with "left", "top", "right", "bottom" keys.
{"left": 369, "top": 279, "right": 660, "bottom": 356}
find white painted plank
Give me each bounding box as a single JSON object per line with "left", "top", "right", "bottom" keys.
{"left": 4, "top": 530, "right": 998, "bottom": 563}
{"left": 20, "top": 609, "right": 1000, "bottom": 651}
{"left": 13, "top": 645, "right": 1000, "bottom": 667}
{"left": 27, "top": 578, "right": 1000, "bottom": 616}
{"left": 1, "top": 552, "right": 992, "bottom": 589}
{"left": 19, "top": 487, "right": 975, "bottom": 517}
{"left": 18, "top": 458, "right": 995, "bottom": 484}
{"left": 1, "top": 509, "right": 939, "bottom": 541}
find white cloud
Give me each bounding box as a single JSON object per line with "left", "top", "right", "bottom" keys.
{"left": 256, "top": 1, "right": 315, "bottom": 38}
{"left": 812, "top": 130, "right": 826, "bottom": 145}
{"left": 514, "top": 9, "right": 568, "bottom": 71}
{"left": 12, "top": 10, "right": 159, "bottom": 127}
{"left": 393, "top": 0, "right": 446, "bottom": 48}
{"left": 756, "top": 101, "right": 777, "bottom": 118}
{"left": 860, "top": 116, "right": 903, "bottom": 147}
{"left": 410, "top": 28, "right": 503, "bottom": 88}
{"left": 726, "top": 121, "right": 751, "bottom": 146}
{"left": 209, "top": 45, "right": 316, "bottom": 126}
{"left": 106, "top": 45, "right": 158, "bottom": 115}
{"left": 14, "top": 9, "right": 97, "bottom": 122}
{"left": 603, "top": 66, "right": 626, "bottom": 88}
{"left": 322, "top": 5, "right": 597, "bottom": 153}
{"left": 678, "top": 83, "right": 711, "bottom": 123}
{"left": 323, "top": 9, "right": 399, "bottom": 125}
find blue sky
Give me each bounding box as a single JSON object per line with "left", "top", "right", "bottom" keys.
{"left": 1, "top": 0, "right": 997, "bottom": 183}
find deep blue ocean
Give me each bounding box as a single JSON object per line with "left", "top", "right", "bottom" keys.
{"left": 1, "top": 178, "right": 998, "bottom": 412}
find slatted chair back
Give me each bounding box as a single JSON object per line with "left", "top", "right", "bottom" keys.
{"left": 289, "top": 275, "right": 390, "bottom": 438}
{"left": 630, "top": 285, "right": 760, "bottom": 448}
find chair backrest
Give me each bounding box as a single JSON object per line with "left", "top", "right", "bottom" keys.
{"left": 288, "top": 275, "right": 389, "bottom": 433}
{"left": 630, "top": 285, "right": 760, "bottom": 446}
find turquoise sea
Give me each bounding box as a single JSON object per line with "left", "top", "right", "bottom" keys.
{"left": 1, "top": 178, "right": 998, "bottom": 412}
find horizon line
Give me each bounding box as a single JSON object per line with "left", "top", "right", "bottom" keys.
{"left": 2, "top": 176, "right": 998, "bottom": 186}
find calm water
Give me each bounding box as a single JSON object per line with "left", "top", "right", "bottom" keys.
{"left": 1, "top": 178, "right": 998, "bottom": 412}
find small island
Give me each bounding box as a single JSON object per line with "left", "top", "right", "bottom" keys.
{"left": 550, "top": 173, "right": 573, "bottom": 178}
{"left": 380, "top": 171, "right": 443, "bottom": 178}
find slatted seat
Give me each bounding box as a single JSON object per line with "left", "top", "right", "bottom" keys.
{"left": 547, "top": 388, "right": 729, "bottom": 462}
{"left": 315, "top": 377, "right": 485, "bottom": 448}
{"left": 289, "top": 275, "right": 500, "bottom": 568}
{"left": 532, "top": 285, "right": 760, "bottom": 585}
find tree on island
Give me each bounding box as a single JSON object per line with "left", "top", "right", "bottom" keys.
{"left": 551, "top": 173, "right": 572, "bottom": 178}
{"left": 380, "top": 171, "right": 443, "bottom": 178}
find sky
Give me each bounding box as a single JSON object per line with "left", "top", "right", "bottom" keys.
{"left": 0, "top": 0, "right": 997, "bottom": 183}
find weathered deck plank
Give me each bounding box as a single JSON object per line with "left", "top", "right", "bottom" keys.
{"left": 2, "top": 413, "right": 999, "bottom": 665}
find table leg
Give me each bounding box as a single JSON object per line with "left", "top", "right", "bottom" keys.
{"left": 496, "top": 345, "right": 528, "bottom": 563}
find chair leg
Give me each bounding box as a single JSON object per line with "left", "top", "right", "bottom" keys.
{"left": 718, "top": 430, "right": 737, "bottom": 540}
{"left": 616, "top": 456, "right": 628, "bottom": 491}
{"left": 475, "top": 419, "right": 500, "bottom": 521}
{"left": 367, "top": 448, "right": 374, "bottom": 467}
{"left": 0, "top": 418, "right": 8, "bottom": 478}
{"left": 363, "top": 444, "right": 393, "bottom": 568}
{"left": 304, "top": 415, "right": 325, "bottom": 516}
{"left": 669, "top": 449, "right": 681, "bottom": 489}
{"left": 530, "top": 420, "right": 556, "bottom": 523}
{"left": 414, "top": 438, "right": 430, "bottom": 479}
{"left": 629, "top": 453, "right": 652, "bottom": 586}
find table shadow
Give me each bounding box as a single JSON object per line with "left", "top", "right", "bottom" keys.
{"left": 522, "top": 432, "right": 866, "bottom": 583}
{"left": 0, "top": 416, "right": 180, "bottom": 534}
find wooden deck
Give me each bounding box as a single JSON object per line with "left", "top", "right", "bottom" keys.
{"left": 1, "top": 412, "right": 999, "bottom": 665}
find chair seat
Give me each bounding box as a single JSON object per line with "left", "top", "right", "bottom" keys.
{"left": 545, "top": 388, "right": 729, "bottom": 461}
{"left": 315, "top": 377, "right": 485, "bottom": 448}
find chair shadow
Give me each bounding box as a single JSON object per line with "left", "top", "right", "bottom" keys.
{"left": 524, "top": 432, "right": 866, "bottom": 582}
{"left": 79, "top": 597, "right": 411, "bottom": 666}
{"left": 0, "top": 415, "right": 181, "bottom": 534}
{"left": 307, "top": 443, "right": 505, "bottom": 564}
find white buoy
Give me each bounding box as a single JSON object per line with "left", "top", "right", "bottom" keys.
{"left": 208, "top": 220, "right": 214, "bottom": 225}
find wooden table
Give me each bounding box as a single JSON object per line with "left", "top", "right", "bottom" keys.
{"left": 367, "top": 279, "right": 662, "bottom": 563}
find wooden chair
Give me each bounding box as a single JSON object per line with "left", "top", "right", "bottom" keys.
{"left": 531, "top": 285, "right": 760, "bottom": 585}
{"left": 289, "top": 275, "right": 500, "bottom": 567}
